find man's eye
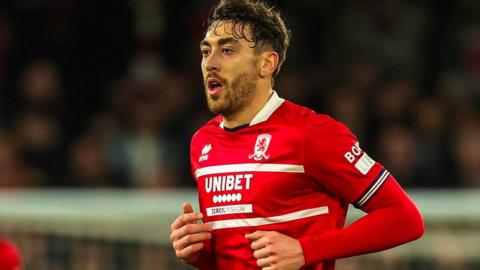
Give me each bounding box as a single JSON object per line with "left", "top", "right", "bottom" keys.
{"left": 222, "top": 48, "right": 234, "bottom": 54}
{"left": 201, "top": 49, "right": 210, "bottom": 57}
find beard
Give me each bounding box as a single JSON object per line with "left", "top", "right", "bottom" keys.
{"left": 205, "top": 71, "right": 257, "bottom": 117}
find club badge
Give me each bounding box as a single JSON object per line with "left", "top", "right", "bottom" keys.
{"left": 249, "top": 134, "right": 271, "bottom": 160}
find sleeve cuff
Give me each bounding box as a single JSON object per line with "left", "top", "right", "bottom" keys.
{"left": 190, "top": 248, "right": 215, "bottom": 270}
{"left": 299, "top": 233, "right": 332, "bottom": 265}
{"left": 299, "top": 236, "right": 317, "bottom": 265}
{"left": 353, "top": 168, "right": 390, "bottom": 208}
{"left": 299, "top": 230, "right": 344, "bottom": 265}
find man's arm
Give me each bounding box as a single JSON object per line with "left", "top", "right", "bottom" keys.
{"left": 246, "top": 176, "right": 423, "bottom": 269}
{"left": 297, "top": 116, "right": 424, "bottom": 264}
{"left": 299, "top": 176, "right": 424, "bottom": 264}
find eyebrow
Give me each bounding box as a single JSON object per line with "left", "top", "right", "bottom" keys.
{"left": 200, "top": 37, "right": 240, "bottom": 47}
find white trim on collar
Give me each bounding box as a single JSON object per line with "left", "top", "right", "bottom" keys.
{"left": 219, "top": 90, "right": 285, "bottom": 128}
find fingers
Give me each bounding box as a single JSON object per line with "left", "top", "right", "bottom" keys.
{"left": 170, "top": 222, "right": 212, "bottom": 242}
{"left": 247, "top": 231, "right": 305, "bottom": 270}
{"left": 256, "top": 256, "right": 272, "bottom": 268}
{"left": 253, "top": 246, "right": 272, "bottom": 259}
{"left": 170, "top": 203, "right": 212, "bottom": 263}
{"left": 172, "top": 202, "right": 202, "bottom": 231}
{"left": 174, "top": 231, "right": 212, "bottom": 250}
{"left": 171, "top": 212, "right": 203, "bottom": 231}
{"left": 183, "top": 202, "right": 194, "bottom": 214}
{"left": 246, "top": 231, "right": 273, "bottom": 268}
{"left": 245, "top": 230, "right": 266, "bottom": 241}
{"left": 176, "top": 241, "right": 205, "bottom": 260}
{"left": 246, "top": 231, "right": 272, "bottom": 251}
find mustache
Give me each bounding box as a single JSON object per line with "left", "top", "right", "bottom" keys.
{"left": 205, "top": 73, "right": 227, "bottom": 84}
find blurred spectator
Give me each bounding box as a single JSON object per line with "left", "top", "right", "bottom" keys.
{"left": 0, "top": 14, "right": 13, "bottom": 126}
{"left": 0, "top": 132, "right": 31, "bottom": 187}
{"left": 373, "top": 76, "right": 418, "bottom": 125}
{"left": 103, "top": 64, "right": 183, "bottom": 188}
{"left": 12, "top": 111, "right": 62, "bottom": 186}
{"left": 462, "top": 24, "right": 480, "bottom": 88}
{"left": 0, "top": 14, "right": 13, "bottom": 82}
{"left": 105, "top": 100, "right": 180, "bottom": 188}
{"left": 68, "top": 132, "right": 119, "bottom": 187}
{"left": 375, "top": 124, "right": 418, "bottom": 186}
{"left": 131, "top": 0, "right": 166, "bottom": 48}
{"left": 275, "top": 69, "right": 309, "bottom": 105}
{"left": 327, "top": 85, "right": 367, "bottom": 139}
{"left": 413, "top": 98, "right": 454, "bottom": 187}
{"left": 18, "top": 59, "right": 62, "bottom": 110}
{"left": 343, "top": 57, "right": 382, "bottom": 93}
{"left": 452, "top": 118, "right": 480, "bottom": 187}
{"left": 5, "top": 59, "right": 68, "bottom": 186}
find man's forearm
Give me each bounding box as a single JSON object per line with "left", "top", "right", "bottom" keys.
{"left": 299, "top": 178, "right": 424, "bottom": 265}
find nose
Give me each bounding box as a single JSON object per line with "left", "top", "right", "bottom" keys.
{"left": 204, "top": 51, "right": 220, "bottom": 73}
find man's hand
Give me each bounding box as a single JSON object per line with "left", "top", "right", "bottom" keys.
{"left": 170, "top": 202, "right": 212, "bottom": 264}
{"left": 245, "top": 231, "right": 305, "bottom": 270}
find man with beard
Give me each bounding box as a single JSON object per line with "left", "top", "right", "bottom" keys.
{"left": 170, "top": 1, "right": 424, "bottom": 269}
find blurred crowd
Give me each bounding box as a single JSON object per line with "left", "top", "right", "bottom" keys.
{"left": 0, "top": 0, "right": 479, "bottom": 189}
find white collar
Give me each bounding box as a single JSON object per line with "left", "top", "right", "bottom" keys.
{"left": 219, "top": 90, "right": 285, "bottom": 128}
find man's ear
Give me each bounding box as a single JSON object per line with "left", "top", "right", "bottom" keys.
{"left": 259, "top": 51, "right": 279, "bottom": 79}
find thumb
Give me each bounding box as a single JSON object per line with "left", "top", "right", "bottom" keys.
{"left": 182, "top": 202, "right": 201, "bottom": 225}
{"left": 182, "top": 202, "right": 194, "bottom": 214}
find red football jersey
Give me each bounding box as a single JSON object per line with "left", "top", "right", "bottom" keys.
{"left": 190, "top": 92, "right": 389, "bottom": 270}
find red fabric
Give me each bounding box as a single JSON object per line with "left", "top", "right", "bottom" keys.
{"left": 0, "top": 240, "right": 20, "bottom": 270}
{"left": 191, "top": 241, "right": 216, "bottom": 270}
{"left": 300, "top": 176, "right": 424, "bottom": 265}
{"left": 302, "top": 114, "right": 385, "bottom": 204}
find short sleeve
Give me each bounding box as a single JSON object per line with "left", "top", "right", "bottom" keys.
{"left": 302, "top": 115, "right": 390, "bottom": 208}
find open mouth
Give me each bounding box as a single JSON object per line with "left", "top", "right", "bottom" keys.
{"left": 207, "top": 77, "right": 224, "bottom": 95}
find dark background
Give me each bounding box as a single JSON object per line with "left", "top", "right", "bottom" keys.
{"left": 0, "top": 0, "right": 479, "bottom": 189}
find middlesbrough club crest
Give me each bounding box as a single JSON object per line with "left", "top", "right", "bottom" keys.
{"left": 249, "top": 134, "right": 272, "bottom": 160}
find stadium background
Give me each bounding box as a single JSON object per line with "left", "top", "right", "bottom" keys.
{"left": 0, "top": 0, "right": 479, "bottom": 269}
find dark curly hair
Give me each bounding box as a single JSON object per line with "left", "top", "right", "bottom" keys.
{"left": 205, "top": 0, "right": 290, "bottom": 77}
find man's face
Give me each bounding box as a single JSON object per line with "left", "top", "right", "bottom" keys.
{"left": 200, "top": 21, "right": 260, "bottom": 116}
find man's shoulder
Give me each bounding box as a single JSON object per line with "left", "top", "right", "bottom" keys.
{"left": 277, "top": 100, "right": 338, "bottom": 126}
{"left": 200, "top": 114, "right": 222, "bottom": 130}
{"left": 279, "top": 100, "right": 354, "bottom": 139}
{"left": 191, "top": 115, "right": 222, "bottom": 142}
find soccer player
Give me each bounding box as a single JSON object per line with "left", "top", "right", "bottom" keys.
{"left": 170, "top": 0, "right": 424, "bottom": 269}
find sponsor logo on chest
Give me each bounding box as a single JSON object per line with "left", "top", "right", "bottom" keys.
{"left": 204, "top": 173, "right": 254, "bottom": 216}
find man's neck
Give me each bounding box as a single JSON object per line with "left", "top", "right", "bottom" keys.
{"left": 222, "top": 88, "right": 273, "bottom": 129}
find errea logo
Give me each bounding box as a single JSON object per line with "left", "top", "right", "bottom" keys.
{"left": 199, "top": 144, "right": 212, "bottom": 162}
